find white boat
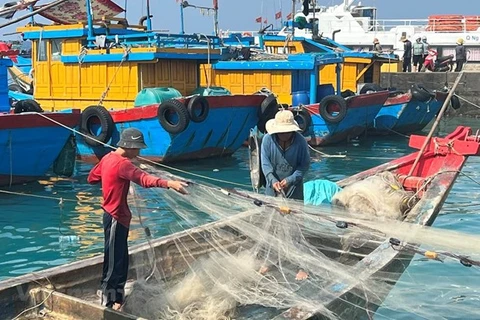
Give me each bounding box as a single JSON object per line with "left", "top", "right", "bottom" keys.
{"left": 275, "top": 0, "right": 480, "bottom": 62}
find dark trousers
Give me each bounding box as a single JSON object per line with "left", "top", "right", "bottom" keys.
{"left": 101, "top": 212, "right": 129, "bottom": 307}
{"left": 455, "top": 59, "right": 466, "bottom": 72}
{"left": 403, "top": 57, "right": 412, "bottom": 72}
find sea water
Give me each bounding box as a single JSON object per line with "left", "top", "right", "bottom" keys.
{"left": 0, "top": 117, "right": 479, "bottom": 319}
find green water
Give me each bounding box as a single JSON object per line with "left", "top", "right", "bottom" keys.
{"left": 1, "top": 117, "right": 479, "bottom": 319}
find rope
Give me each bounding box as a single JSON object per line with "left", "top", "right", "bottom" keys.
{"left": 455, "top": 94, "right": 480, "bottom": 110}
{"left": 307, "top": 144, "right": 346, "bottom": 158}
{"left": 34, "top": 113, "right": 250, "bottom": 188}
{"left": 98, "top": 45, "right": 131, "bottom": 106}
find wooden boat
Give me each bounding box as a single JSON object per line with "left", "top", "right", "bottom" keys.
{"left": 1, "top": 126, "right": 479, "bottom": 319}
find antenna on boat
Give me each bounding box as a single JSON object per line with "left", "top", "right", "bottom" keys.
{"left": 291, "top": 0, "right": 295, "bottom": 37}
{"left": 213, "top": 0, "right": 219, "bottom": 37}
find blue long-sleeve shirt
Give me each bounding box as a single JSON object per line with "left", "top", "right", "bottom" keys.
{"left": 261, "top": 132, "right": 310, "bottom": 200}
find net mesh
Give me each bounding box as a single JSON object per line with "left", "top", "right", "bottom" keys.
{"left": 121, "top": 164, "right": 480, "bottom": 320}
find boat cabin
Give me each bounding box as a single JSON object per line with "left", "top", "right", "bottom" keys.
{"left": 200, "top": 53, "right": 344, "bottom": 106}
{"left": 17, "top": 19, "right": 234, "bottom": 111}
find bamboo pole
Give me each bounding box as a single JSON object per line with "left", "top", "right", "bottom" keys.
{"left": 407, "top": 72, "right": 464, "bottom": 176}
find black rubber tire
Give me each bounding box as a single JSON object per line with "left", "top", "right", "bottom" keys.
{"left": 360, "top": 83, "right": 383, "bottom": 94}
{"left": 257, "top": 94, "right": 279, "bottom": 134}
{"left": 450, "top": 95, "right": 461, "bottom": 110}
{"left": 319, "top": 95, "right": 348, "bottom": 124}
{"left": 158, "top": 99, "right": 189, "bottom": 134}
{"left": 411, "top": 84, "right": 435, "bottom": 102}
{"left": 294, "top": 109, "right": 312, "bottom": 133}
{"left": 8, "top": 84, "right": 25, "bottom": 93}
{"left": 80, "top": 105, "right": 114, "bottom": 147}
{"left": 14, "top": 99, "right": 43, "bottom": 114}
{"left": 187, "top": 96, "right": 209, "bottom": 123}
{"left": 341, "top": 89, "right": 356, "bottom": 98}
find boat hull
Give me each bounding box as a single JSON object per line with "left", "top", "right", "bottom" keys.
{"left": 76, "top": 95, "right": 265, "bottom": 163}
{"left": 0, "top": 112, "right": 80, "bottom": 186}
{"left": 305, "top": 92, "right": 388, "bottom": 146}
{"left": 371, "top": 92, "right": 448, "bottom": 135}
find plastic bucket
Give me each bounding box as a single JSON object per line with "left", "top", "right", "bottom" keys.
{"left": 317, "top": 84, "right": 335, "bottom": 102}
{"left": 292, "top": 91, "right": 310, "bottom": 106}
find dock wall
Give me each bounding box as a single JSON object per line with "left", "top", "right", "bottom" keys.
{"left": 380, "top": 72, "right": 480, "bottom": 117}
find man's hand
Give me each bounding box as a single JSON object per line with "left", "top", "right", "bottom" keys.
{"left": 280, "top": 179, "right": 288, "bottom": 189}
{"left": 167, "top": 181, "right": 188, "bottom": 194}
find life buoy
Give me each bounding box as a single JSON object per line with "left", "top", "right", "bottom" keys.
{"left": 257, "top": 94, "right": 279, "bottom": 134}
{"left": 450, "top": 95, "right": 461, "bottom": 110}
{"left": 187, "top": 96, "right": 209, "bottom": 123}
{"left": 360, "top": 83, "right": 383, "bottom": 94}
{"left": 411, "top": 84, "right": 434, "bottom": 102}
{"left": 294, "top": 109, "right": 311, "bottom": 133}
{"left": 14, "top": 99, "right": 43, "bottom": 114}
{"left": 318, "top": 95, "right": 348, "bottom": 124}
{"left": 157, "top": 99, "right": 189, "bottom": 134}
{"left": 80, "top": 105, "right": 114, "bottom": 147}
{"left": 248, "top": 133, "right": 266, "bottom": 190}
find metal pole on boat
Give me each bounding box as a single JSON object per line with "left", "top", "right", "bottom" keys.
{"left": 291, "top": 0, "right": 295, "bottom": 37}
{"left": 0, "top": 0, "right": 68, "bottom": 29}
{"left": 85, "top": 0, "right": 94, "bottom": 41}
{"left": 180, "top": 1, "right": 185, "bottom": 34}
{"left": 407, "top": 72, "right": 464, "bottom": 176}
{"left": 213, "top": 0, "right": 219, "bottom": 37}
{"left": 146, "top": 0, "right": 152, "bottom": 31}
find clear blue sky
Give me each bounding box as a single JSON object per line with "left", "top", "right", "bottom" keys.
{"left": 0, "top": 0, "right": 474, "bottom": 40}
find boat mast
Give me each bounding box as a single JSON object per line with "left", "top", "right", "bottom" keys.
{"left": 85, "top": 0, "right": 94, "bottom": 43}
{"left": 146, "top": 0, "right": 152, "bottom": 31}
{"left": 213, "top": 0, "right": 219, "bottom": 37}
{"left": 291, "top": 0, "right": 295, "bottom": 37}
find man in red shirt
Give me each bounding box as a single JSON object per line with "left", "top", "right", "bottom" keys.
{"left": 88, "top": 127, "right": 187, "bottom": 310}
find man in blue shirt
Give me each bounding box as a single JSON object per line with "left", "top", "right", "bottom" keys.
{"left": 261, "top": 110, "right": 311, "bottom": 201}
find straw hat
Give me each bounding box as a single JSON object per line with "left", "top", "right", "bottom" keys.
{"left": 266, "top": 110, "right": 301, "bottom": 134}
{"left": 457, "top": 38, "right": 464, "bottom": 45}
{"left": 400, "top": 35, "right": 407, "bottom": 42}
{"left": 373, "top": 38, "right": 379, "bottom": 44}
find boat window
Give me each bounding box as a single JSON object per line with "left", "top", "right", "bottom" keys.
{"left": 51, "top": 39, "right": 62, "bottom": 61}
{"left": 37, "top": 40, "right": 47, "bottom": 61}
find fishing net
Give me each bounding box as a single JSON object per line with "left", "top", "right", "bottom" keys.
{"left": 121, "top": 164, "right": 480, "bottom": 320}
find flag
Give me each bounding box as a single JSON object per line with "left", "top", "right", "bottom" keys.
{"left": 264, "top": 18, "right": 268, "bottom": 24}
{"left": 275, "top": 11, "right": 282, "bottom": 20}
{"left": 286, "top": 12, "right": 293, "bottom": 20}
{"left": 255, "top": 16, "right": 262, "bottom": 23}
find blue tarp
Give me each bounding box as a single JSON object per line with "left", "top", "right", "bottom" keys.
{"left": 304, "top": 179, "right": 342, "bottom": 206}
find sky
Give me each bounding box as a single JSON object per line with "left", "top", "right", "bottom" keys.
{"left": 0, "top": 0, "right": 475, "bottom": 40}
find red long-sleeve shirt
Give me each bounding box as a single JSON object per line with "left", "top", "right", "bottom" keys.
{"left": 87, "top": 152, "right": 168, "bottom": 228}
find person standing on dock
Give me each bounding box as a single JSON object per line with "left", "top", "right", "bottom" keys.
{"left": 372, "top": 38, "right": 382, "bottom": 52}
{"left": 412, "top": 37, "right": 425, "bottom": 72}
{"left": 455, "top": 38, "right": 467, "bottom": 72}
{"left": 400, "top": 36, "right": 412, "bottom": 72}
{"left": 88, "top": 128, "right": 188, "bottom": 310}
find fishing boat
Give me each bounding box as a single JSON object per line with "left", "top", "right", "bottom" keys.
{"left": 273, "top": 0, "right": 480, "bottom": 63}
{"left": 7, "top": 0, "right": 271, "bottom": 163}
{"left": 0, "top": 57, "right": 80, "bottom": 186}
{"left": 1, "top": 124, "right": 479, "bottom": 319}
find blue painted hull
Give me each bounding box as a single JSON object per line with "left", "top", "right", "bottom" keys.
{"left": 304, "top": 92, "right": 389, "bottom": 146}
{"left": 0, "top": 113, "right": 80, "bottom": 186}
{"left": 76, "top": 95, "right": 265, "bottom": 163}
{"left": 371, "top": 92, "right": 447, "bottom": 135}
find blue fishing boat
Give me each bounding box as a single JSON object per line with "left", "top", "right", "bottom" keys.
{"left": 0, "top": 57, "right": 80, "bottom": 186}
{"left": 369, "top": 86, "right": 450, "bottom": 135}
{"left": 12, "top": 0, "right": 272, "bottom": 163}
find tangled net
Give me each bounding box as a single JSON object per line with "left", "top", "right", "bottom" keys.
{"left": 121, "top": 165, "right": 480, "bottom": 320}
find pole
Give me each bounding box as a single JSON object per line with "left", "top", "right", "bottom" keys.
{"left": 292, "top": 0, "right": 295, "bottom": 37}
{"left": 86, "top": 0, "right": 94, "bottom": 40}
{"left": 0, "top": 0, "right": 69, "bottom": 29}
{"left": 146, "top": 0, "right": 152, "bottom": 31}
{"left": 407, "top": 72, "right": 464, "bottom": 176}
{"left": 180, "top": 2, "right": 185, "bottom": 34}
{"left": 213, "top": 0, "right": 219, "bottom": 37}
